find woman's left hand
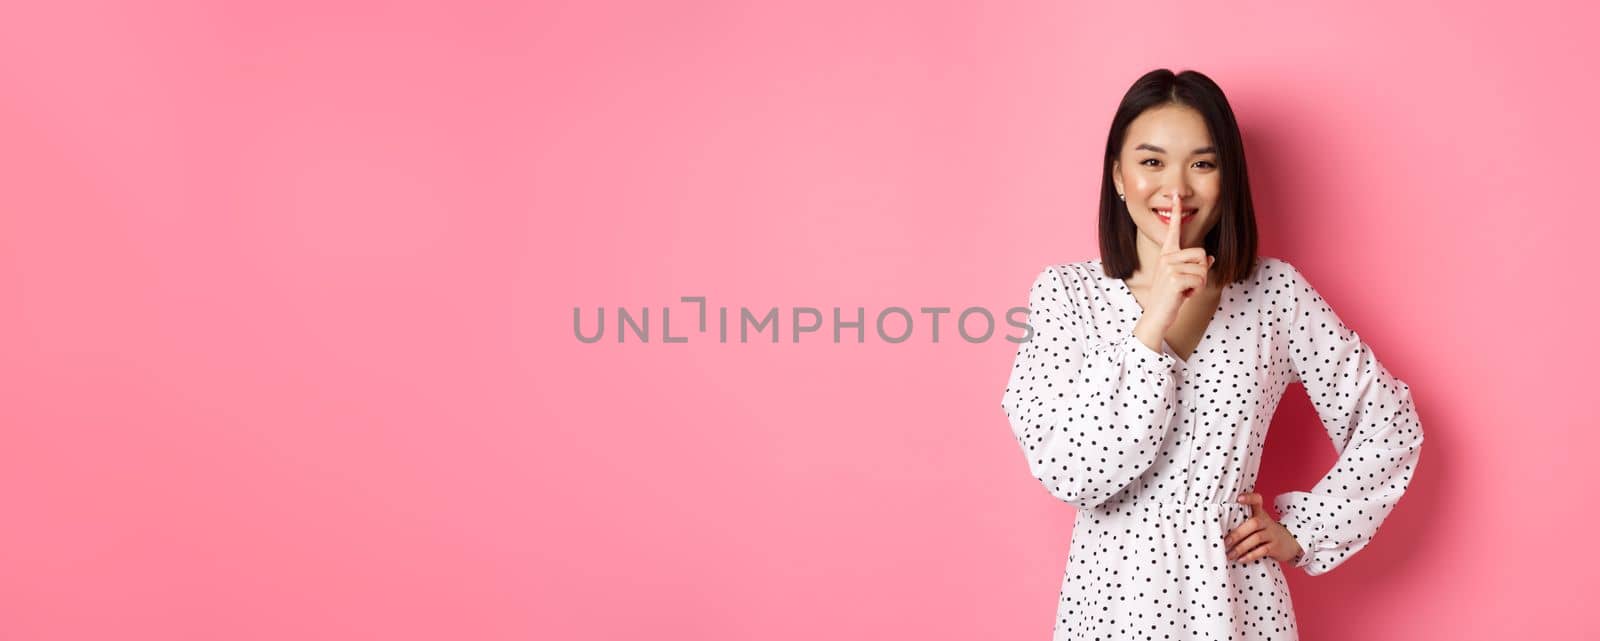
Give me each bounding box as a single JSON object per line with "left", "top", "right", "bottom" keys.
{"left": 1222, "top": 492, "right": 1303, "bottom": 563}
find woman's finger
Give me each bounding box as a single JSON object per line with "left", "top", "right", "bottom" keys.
{"left": 1228, "top": 531, "right": 1268, "bottom": 559}
{"left": 1225, "top": 526, "right": 1263, "bottom": 555}
{"left": 1222, "top": 517, "right": 1263, "bottom": 548}
{"left": 1237, "top": 492, "right": 1265, "bottom": 518}
{"left": 1179, "top": 275, "right": 1205, "bottom": 298}
{"left": 1162, "top": 247, "right": 1209, "bottom": 264}
{"left": 1162, "top": 190, "right": 1183, "bottom": 252}
{"left": 1238, "top": 540, "right": 1275, "bottom": 563}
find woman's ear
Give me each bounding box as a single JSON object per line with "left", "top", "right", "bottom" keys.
{"left": 1111, "top": 160, "right": 1122, "bottom": 194}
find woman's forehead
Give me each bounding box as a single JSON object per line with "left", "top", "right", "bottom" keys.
{"left": 1126, "top": 106, "right": 1213, "bottom": 149}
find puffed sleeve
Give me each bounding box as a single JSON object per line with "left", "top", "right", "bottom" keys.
{"left": 1271, "top": 261, "right": 1426, "bottom": 576}
{"left": 1000, "top": 264, "right": 1182, "bottom": 510}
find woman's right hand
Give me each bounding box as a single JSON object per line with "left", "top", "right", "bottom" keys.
{"left": 1146, "top": 191, "right": 1214, "bottom": 330}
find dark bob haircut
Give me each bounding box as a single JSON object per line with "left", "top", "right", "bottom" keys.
{"left": 1098, "top": 68, "right": 1258, "bottom": 286}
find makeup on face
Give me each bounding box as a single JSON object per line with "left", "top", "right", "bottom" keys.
{"left": 1117, "top": 105, "right": 1219, "bottom": 232}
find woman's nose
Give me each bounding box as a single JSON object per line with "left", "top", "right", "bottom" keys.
{"left": 1160, "top": 181, "right": 1193, "bottom": 202}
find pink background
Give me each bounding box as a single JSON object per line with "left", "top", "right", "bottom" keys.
{"left": 2, "top": 1, "right": 1595, "bottom": 639}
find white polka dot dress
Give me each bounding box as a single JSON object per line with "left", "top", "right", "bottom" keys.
{"left": 1000, "top": 256, "right": 1424, "bottom": 640}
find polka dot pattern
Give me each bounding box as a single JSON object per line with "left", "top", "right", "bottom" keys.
{"left": 1000, "top": 256, "right": 1425, "bottom": 639}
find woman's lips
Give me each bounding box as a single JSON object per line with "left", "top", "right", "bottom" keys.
{"left": 1154, "top": 209, "right": 1196, "bottom": 224}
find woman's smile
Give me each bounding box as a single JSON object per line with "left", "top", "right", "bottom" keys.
{"left": 1153, "top": 209, "right": 1197, "bottom": 224}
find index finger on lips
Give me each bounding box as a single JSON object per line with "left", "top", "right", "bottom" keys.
{"left": 1163, "top": 190, "right": 1182, "bottom": 253}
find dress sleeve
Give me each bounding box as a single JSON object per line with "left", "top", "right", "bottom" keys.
{"left": 1001, "top": 264, "right": 1182, "bottom": 510}
{"left": 1271, "top": 262, "right": 1426, "bottom": 576}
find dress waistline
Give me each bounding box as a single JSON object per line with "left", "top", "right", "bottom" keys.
{"left": 1092, "top": 498, "right": 1256, "bottom": 513}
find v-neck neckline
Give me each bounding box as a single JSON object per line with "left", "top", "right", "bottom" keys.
{"left": 1097, "top": 258, "right": 1233, "bottom": 367}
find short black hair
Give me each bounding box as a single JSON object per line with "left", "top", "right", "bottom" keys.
{"left": 1098, "top": 68, "right": 1259, "bottom": 286}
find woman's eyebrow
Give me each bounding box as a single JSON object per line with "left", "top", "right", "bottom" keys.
{"left": 1134, "top": 143, "right": 1217, "bottom": 155}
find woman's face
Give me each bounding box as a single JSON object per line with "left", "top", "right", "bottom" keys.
{"left": 1112, "top": 104, "right": 1223, "bottom": 250}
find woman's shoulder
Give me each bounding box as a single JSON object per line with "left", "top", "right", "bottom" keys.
{"left": 1033, "top": 258, "right": 1107, "bottom": 293}
{"left": 1253, "top": 255, "right": 1294, "bottom": 284}
{"left": 1016, "top": 259, "right": 1105, "bottom": 310}
{"left": 1251, "top": 255, "right": 1308, "bottom": 292}
{"left": 1248, "top": 256, "right": 1331, "bottom": 312}
{"left": 1256, "top": 255, "right": 1296, "bottom": 273}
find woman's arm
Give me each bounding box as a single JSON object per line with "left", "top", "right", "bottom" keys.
{"left": 1271, "top": 261, "right": 1426, "bottom": 576}
{"left": 1001, "top": 264, "right": 1183, "bottom": 510}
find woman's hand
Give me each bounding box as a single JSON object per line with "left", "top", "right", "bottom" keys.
{"left": 1147, "top": 190, "right": 1214, "bottom": 329}
{"left": 1222, "top": 492, "right": 1304, "bottom": 564}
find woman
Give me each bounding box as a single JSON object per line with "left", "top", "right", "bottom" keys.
{"left": 1000, "top": 69, "right": 1425, "bottom": 639}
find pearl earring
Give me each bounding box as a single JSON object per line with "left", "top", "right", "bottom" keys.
{"left": 1118, "top": 193, "right": 1125, "bottom": 201}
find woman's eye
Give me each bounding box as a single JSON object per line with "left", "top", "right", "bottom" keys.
{"left": 1140, "top": 158, "right": 1215, "bottom": 169}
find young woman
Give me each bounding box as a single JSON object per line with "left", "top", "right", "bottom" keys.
{"left": 1000, "top": 69, "right": 1425, "bottom": 639}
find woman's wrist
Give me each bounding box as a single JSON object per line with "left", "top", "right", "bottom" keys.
{"left": 1133, "top": 315, "right": 1172, "bottom": 354}
{"left": 1281, "top": 523, "right": 1309, "bottom": 566}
